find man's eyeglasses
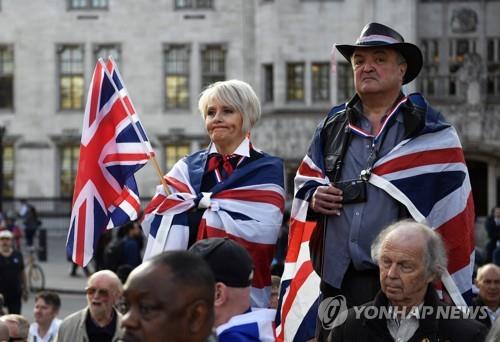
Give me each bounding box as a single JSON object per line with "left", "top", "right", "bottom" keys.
{"left": 85, "top": 287, "right": 110, "bottom": 298}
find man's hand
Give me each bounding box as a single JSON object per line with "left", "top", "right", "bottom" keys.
{"left": 310, "top": 185, "right": 343, "bottom": 216}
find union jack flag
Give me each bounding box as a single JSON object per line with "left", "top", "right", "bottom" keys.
{"left": 142, "top": 145, "right": 285, "bottom": 308}
{"left": 66, "top": 57, "right": 154, "bottom": 267}
{"left": 216, "top": 308, "right": 277, "bottom": 342}
{"left": 276, "top": 93, "right": 475, "bottom": 341}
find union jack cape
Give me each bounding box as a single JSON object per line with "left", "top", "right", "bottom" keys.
{"left": 276, "top": 93, "right": 475, "bottom": 341}
{"left": 216, "top": 308, "right": 277, "bottom": 342}
{"left": 67, "top": 57, "right": 154, "bottom": 267}
{"left": 142, "top": 146, "right": 285, "bottom": 308}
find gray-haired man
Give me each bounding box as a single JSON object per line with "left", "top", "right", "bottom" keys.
{"left": 329, "top": 220, "right": 486, "bottom": 342}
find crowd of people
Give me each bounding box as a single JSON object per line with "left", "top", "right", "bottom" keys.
{"left": 1, "top": 21, "right": 500, "bottom": 342}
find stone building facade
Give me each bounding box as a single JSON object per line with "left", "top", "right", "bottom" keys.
{"left": 0, "top": 0, "right": 498, "bottom": 223}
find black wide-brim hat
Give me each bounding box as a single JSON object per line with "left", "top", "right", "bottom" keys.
{"left": 336, "top": 22, "right": 423, "bottom": 84}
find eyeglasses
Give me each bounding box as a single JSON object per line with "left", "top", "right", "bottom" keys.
{"left": 85, "top": 287, "right": 110, "bottom": 298}
{"left": 9, "top": 337, "right": 26, "bottom": 342}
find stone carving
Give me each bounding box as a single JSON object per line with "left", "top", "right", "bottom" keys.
{"left": 451, "top": 7, "right": 478, "bottom": 34}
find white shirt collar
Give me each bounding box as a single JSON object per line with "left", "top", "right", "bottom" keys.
{"left": 208, "top": 137, "right": 250, "bottom": 158}
{"left": 29, "top": 318, "right": 62, "bottom": 342}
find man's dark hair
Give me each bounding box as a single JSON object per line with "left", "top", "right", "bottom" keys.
{"left": 35, "top": 291, "right": 61, "bottom": 310}
{"left": 150, "top": 251, "right": 215, "bottom": 304}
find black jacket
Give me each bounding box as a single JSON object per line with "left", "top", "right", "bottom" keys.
{"left": 472, "top": 296, "right": 494, "bottom": 328}
{"left": 328, "top": 286, "right": 487, "bottom": 342}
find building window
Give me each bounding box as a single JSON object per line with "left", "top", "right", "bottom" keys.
{"left": 60, "top": 145, "right": 80, "bottom": 197}
{"left": 487, "top": 38, "right": 500, "bottom": 97}
{"left": 263, "top": 64, "right": 274, "bottom": 103}
{"left": 58, "top": 45, "right": 84, "bottom": 110}
{"left": 165, "top": 45, "right": 190, "bottom": 109}
{"left": 2, "top": 145, "right": 14, "bottom": 198}
{"left": 175, "top": 0, "right": 213, "bottom": 9}
{"left": 286, "top": 63, "right": 305, "bottom": 101}
{"left": 94, "top": 44, "right": 121, "bottom": 65}
{"left": 201, "top": 45, "right": 226, "bottom": 89}
{"left": 312, "top": 62, "right": 330, "bottom": 102}
{"left": 165, "top": 143, "right": 190, "bottom": 170}
{"left": 336, "top": 63, "right": 354, "bottom": 102}
{"left": 69, "top": 0, "right": 108, "bottom": 9}
{"left": 448, "top": 38, "right": 477, "bottom": 96}
{"left": 420, "top": 39, "right": 440, "bottom": 96}
{"left": 0, "top": 45, "right": 14, "bottom": 110}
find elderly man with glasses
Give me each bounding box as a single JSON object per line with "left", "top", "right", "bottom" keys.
{"left": 55, "top": 270, "right": 123, "bottom": 342}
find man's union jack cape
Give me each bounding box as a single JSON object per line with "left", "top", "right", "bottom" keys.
{"left": 142, "top": 146, "right": 285, "bottom": 308}
{"left": 216, "top": 308, "right": 277, "bottom": 342}
{"left": 276, "top": 93, "right": 475, "bottom": 341}
{"left": 67, "top": 58, "right": 154, "bottom": 267}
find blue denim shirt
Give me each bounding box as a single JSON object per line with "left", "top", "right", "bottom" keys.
{"left": 323, "top": 105, "right": 406, "bottom": 288}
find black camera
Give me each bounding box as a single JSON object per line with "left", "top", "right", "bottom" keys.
{"left": 334, "top": 179, "right": 367, "bottom": 204}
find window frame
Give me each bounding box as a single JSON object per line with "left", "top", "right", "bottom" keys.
{"left": 286, "top": 62, "right": 305, "bottom": 102}
{"left": 420, "top": 38, "right": 440, "bottom": 97}
{"left": 486, "top": 37, "right": 500, "bottom": 100}
{"left": 164, "top": 44, "right": 191, "bottom": 110}
{"left": 263, "top": 64, "right": 274, "bottom": 103}
{"left": 311, "top": 62, "right": 330, "bottom": 102}
{"left": 174, "top": 0, "right": 214, "bottom": 10}
{"left": 200, "top": 44, "right": 226, "bottom": 90}
{"left": 164, "top": 142, "right": 191, "bottom": 171}
{"left": 1, "top": 144, "right": 14, "bottom": 198}
{"left": 68, "top": 0, "right": 109, "bottom": 10}
{"left": 0, "top": 44, "right": 14, "bottom": 111}
{"left": 59, "top": 144, "right": 80, "bottom": 198}
{"left": 57, "top": 44, "right": 85, "bottom": 111}
{"left": 93, "top": 43, "right": 121, "bottom": 66}
{"left": 336, "top": 62, "right": 354, "bottom": 103}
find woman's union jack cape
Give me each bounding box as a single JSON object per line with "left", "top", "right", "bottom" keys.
{"left": 276, "top": 93, "right": 475, "bottom": 341}
{"left": 141, "top": 146, "right": 286, "bottom": 308}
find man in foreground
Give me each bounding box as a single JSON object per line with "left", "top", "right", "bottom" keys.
{"left": 329, "top": 220, "right": 486, "bottom": 341}
{"left": 120, "top": 250, "right": 215, "bottom": 342}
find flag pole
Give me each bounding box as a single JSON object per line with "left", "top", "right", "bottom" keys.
{"left": 98, "top": 57, "right": 171, "bottom": 195}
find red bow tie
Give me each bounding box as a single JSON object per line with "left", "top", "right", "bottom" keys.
{"left": 207, "top": 154, "right": 239, "bottom": 178}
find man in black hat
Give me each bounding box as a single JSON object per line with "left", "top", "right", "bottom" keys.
{"left": 189, "top": 238, "right": 276, "bottom": 341}
{"left": 299, "top": 22, "right": 473, "bottom": 339}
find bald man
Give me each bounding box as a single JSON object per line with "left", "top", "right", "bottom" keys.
{"left": 56, "top": 270, "right": 123, "bottom": 342}
{"left": 121, "top": 250, "right": 215, "bottom": 342}
{"left": 474, "top": 263, "right": 500, "bottom": 328}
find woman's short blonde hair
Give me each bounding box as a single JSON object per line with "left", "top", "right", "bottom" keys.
{"left": 198, "top": 79, "right": 261, "bottom": 133}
